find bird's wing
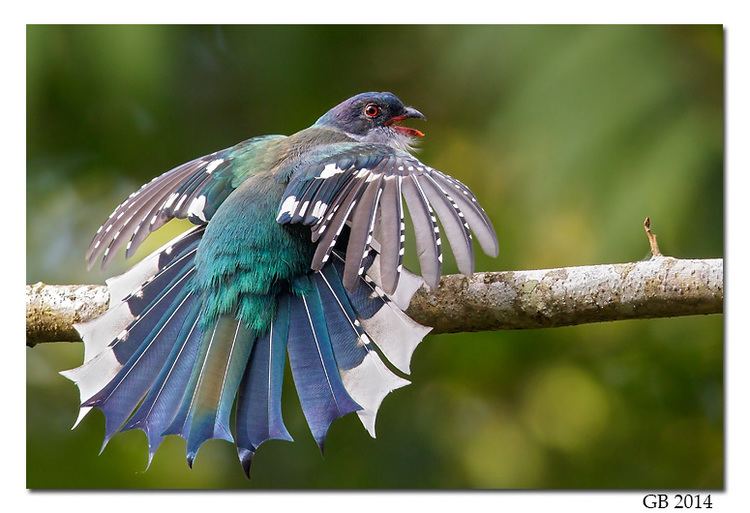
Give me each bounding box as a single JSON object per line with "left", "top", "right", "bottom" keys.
{"left": 86, "top": 135, "right": 286, "bottom": 269}
{"left": 276, "top": 143, "right": 498, "bottom": 293}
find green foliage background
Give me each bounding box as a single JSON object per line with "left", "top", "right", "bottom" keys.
{"left": 26, "top": 25, "right": 723, "bottom": 489}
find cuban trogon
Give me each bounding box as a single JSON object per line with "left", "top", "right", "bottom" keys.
{"left": 61, "top": 92, "right": 499, "bottom": 476}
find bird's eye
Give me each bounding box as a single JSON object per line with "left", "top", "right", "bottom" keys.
{"left": 364, "top": 103, "right": 381, "bottom": 118}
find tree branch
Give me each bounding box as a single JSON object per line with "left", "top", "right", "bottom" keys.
{"left": 26, "top": 256, "right": 722, "bottom": 346}
{"left": 408, "top": 257, "right": 722, "bottom": 333}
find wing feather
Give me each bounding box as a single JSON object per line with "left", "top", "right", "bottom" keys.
{"left": 90, "top": 162, "right": 203, "bottom": 268}
{"left": 343, "top": 175, "right": 384, "bottom": 290}
{"left": 86, "top": 135, "right": 284, "bottom": 269}
{"left": 85, "top": 160, "right": 200, "bottom": 263}
{"left": 309, "top": 170, "right": 362, "bottom": 243}
{"left": 401, "top": 175, "right": 442, "bottom": 289}
{"left": 374, "top": 176, "right": 404, "bottom": 294}
{"left": 310, "top": 175, "right": 368, "bottom": 269}
{"left": 278, "top": 142, "right": 498, "bottom": 289}
{"left": 429, "top": 170, "right": 498, "bottom": 257}
{"left": 419, "top": 174, "right": 474, "bottom": 276}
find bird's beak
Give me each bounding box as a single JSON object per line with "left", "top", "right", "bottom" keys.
{"left": 386, "top": 107, "right": 426, "bottom": 137}
{"left": 402, "top": 106, "right": 426, "bottom": 121}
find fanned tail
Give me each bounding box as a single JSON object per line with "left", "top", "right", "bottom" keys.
{"left": 230, "top": 249, "right": 427, "bottom": 477}
{"left": 64, "top": 228, "right": 431, "bottom": 476}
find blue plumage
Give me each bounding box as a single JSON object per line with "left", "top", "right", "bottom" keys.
{"left": 287, "top": 277, "right": 361, "bottom": 449}
{"left": 162, "top": 325, "right": 214, "bottom": 442}
{"left": 314, "top": 266, "right": 368, "bottom": 371}
{"left": 181, "top": 316, "right": 254, "bottom": 466}
{"left": 235, "top": 294, "right": 293, "bottom": 475}
{"left": 330, "top": 252, "right": 382, "bottom": 321}
{"left": 87, "top": 290, "right": 197, "bottom": 447}
{"left": 123, "top": 301, "right": 205, "bottom": 462}
{"left": 62, "top": 92, "right": 498, "bottom": 477}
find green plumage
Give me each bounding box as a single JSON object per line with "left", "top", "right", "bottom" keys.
{"left": 192, "top": 170, "right": 313, "bottom": 330}
{"left": 189, "top": 128, "right": 350, "bottom": 331}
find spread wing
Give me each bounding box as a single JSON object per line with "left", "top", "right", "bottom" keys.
{"left": 276, "top": 143, "right": 498, "bottom": 293}
{"left": 86, "top": 135, "right": 285, "bottom": 269}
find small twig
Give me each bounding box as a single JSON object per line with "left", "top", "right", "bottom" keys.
{"left": 643, "top": 217, "right": 662, "bottom": 258}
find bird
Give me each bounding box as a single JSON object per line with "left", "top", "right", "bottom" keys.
{"left": 61, "top": 91, "right": 499, "bottom": 477}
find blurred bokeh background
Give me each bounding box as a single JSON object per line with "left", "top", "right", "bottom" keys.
{"left": 26, "top": 25, "right": 723, "bottom": 489}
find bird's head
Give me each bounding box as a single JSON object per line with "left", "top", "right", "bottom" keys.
{"left": 315, "top": 92, "right": 426, "bottom": 148}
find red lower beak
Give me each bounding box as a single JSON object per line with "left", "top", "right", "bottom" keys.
{"left": 393, "top": 125, "right": 425, "bottom": 138}
{"left": 386, "top": 114, "right": 425, "bottom": 138}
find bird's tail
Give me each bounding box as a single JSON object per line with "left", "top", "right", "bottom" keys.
{"left": 233, "top": 249, "right": 430, "bottom": 474}
{"left": 63, "top": 231, "right": 430, "bottom": 475}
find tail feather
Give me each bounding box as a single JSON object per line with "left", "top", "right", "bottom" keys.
{"left": 235, "top": 295, "right": 294, "bottom": 476}
{"left": 364, "top": 253, "right": 424, "bottom": 311}
{"left": 287, "top": 277, "right": 361, "bottom": 450}
{"left": 314, "top": 267, "right": 366, "bottom": 368}
{"left": 354, "top": 276, "right": 431, "bottom": 374}
{"left": 82, "top": 290, "right": 198, "bottom": 447}
{"left": 108, "top": 268, "right": 196, "bottom": 366}
{"left": 164, "top": 315, "right": 254, "bottom": 467}
{"left": 63, "top": 230, "right": 202, "bottom": 428}
{"left": 74, "top": 231, "right": 201, "bottom": 364}
{"left": 106, "top": 226, "right": 205, "bottom": 304}
{"left": 188, "top": 317, "right": 254, "bottom": 464}
{"left": 331, "top": 251, "right": 432, "bottom": 373}
{"left": 314, "top": 266, "right": 409, "bottom": 437}
{"left": 122, "top": 300, "right": 205, "bottom": 463}
{"left": 162, "top": 323, "right": 215, "bottom": 440}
